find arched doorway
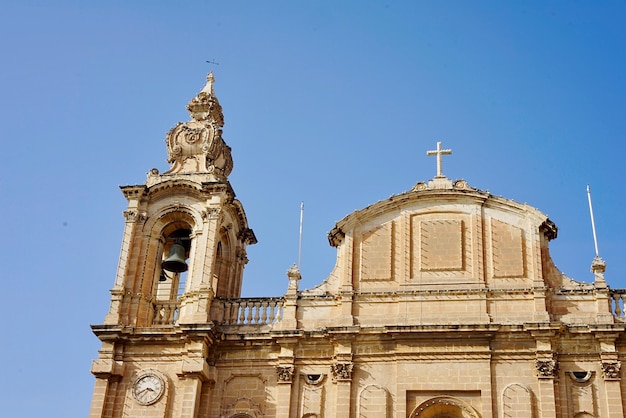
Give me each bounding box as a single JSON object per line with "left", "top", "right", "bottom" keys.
{"left": 410, "top": 396, "right": 480, "bottom": 418}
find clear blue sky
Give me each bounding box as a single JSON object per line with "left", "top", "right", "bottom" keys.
{"left": 1, "top": 1, "right": 625, "bottom": 416}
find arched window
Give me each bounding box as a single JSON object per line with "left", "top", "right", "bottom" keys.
{"left": 215, "top": 229, "right": 234, "bottom": 297}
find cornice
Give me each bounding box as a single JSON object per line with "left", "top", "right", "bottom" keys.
{"left": 328, "top": 181, "right": 553, "bottom": 247}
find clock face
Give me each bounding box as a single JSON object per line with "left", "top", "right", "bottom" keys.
{"left": 132, "top": 372, "right": 165, "bottom": 405}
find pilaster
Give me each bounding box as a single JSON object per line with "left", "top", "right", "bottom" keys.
{"left": 330, "top": 333, "right": 355, "bottom": 418}
{"left": 104, "top": 201, "right": 146, "bottom": 325}
{"left": 529, "top": 325, "right": 560, "bottom": 417}
{"left": 90, "top": 341, "right": 125, "bottom": 418}
{"left": 275, "top": 338, "right": 297, "bottom": 418}
{"left": 595, "top": 332, "right": 624, "bottom": 418}
{"left": 179, "top": 377, "right": 203, "bottom": 418}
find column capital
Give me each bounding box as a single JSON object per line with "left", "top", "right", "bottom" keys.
{"left": 330, "top": 361, "right": 354, "bottom": 382}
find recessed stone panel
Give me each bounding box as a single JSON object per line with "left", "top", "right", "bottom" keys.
{"left": 418, "top": 219, "right": 463, "bottom": 271}
{"left": 361, "top": 222, "right": 393, "bottom": 280}
{"left": 491, "top": 219, "right": 524, "bottom": 278}
{"left": 358, "top": 384, "right": 389, "bottom": 417}
{"left": 502, "top": 384, "right": 533, "bottom": 418}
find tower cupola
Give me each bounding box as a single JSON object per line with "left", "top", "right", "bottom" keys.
{"left": 161, "top": 72, "right": 233, "bottom": 179}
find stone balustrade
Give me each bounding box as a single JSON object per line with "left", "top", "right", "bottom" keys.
{"left": 218, "top": 297, "right": 285, "bottom": 325}
{"left": 151, "top": 291, "right": 626, "bottom": 327}
{"left": 152, "top": 300, "right": 179, "bottom": 325}
{"left": 610, "top": 289, "right": 626, "bottom": 319}
{"left": 150, "top": 297, "right": 285, "bottom": 326}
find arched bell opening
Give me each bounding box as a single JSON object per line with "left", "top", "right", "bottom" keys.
{"left": 155, "top": 227, "right": 192, "bottom": 301}
{"left": 150, "top": 218, "right": 194, "bottom": 326}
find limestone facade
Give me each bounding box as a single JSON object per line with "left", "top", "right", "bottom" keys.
{"left": 90, "top": 74, "right": 626, "bottom": 418}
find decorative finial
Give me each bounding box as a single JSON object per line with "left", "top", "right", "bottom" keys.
{"left": 286, "top": 264, "right": 301, "bottom": 294}
{"left": 186, "top": 72, "right": 223, "bottom": 123}
{"left": 426, "top": 141, "right": 452, "bottom": 178}
{"left": 201, "top": 71, "right": 215, "bottom": 97}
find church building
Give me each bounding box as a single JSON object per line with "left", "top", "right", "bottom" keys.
{"left": 89, "top": 73, "right": 626, "bottom": 417}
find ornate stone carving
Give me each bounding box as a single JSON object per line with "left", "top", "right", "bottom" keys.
{"left": 540, "top": 219, "right": 558, "bottom": 241}
{"left": 330, "top": 362, "right": 353, "bottom": 382}
{"left": 163, "top": 73, "right": 233, "bottom": 178}
{"left": 412, "top": 181, "right": 428, "bottom": 191}
{"left": 123, "top": 210, "right": 147, "bottom": 223}
{"left": 276, "top": 366, "right": 294, "bottom": 383}
{"left": 236, "top": 248, "right": 248, "bottom": 264}
{"left": 238, "top": 228, "right": 258, "bottom": 245}
{"left": 536, "top": 359, "right": 558, "bottom": 378}
{"left": 202, "top": 207, "right": 221, "bottom": 221}
{"left": 601, "top": 361, "right": 621, "bottom": 380}
{"left": 327, "top": 227, "right": 345, "bottom": 248}
{"left": 453, "top": 179, "right": 475, "bottom": 190}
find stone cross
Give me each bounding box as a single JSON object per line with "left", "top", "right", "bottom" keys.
{"left": 426, "top": 141, "right": 452, "bottom": 178}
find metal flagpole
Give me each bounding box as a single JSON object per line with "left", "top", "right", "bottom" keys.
{"left": 298, "top": 202, "right": 304, "bottom": 269}
{"left": 587, "top": 185, "right": 600, "bottom": 257}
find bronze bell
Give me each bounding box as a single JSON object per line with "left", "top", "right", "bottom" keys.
{"left": 162, "top": 243, "right": 188, "bottom": 273}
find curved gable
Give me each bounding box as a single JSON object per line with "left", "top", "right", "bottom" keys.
{"left": 324, "top": 184, "right": 555, "bottom": 296}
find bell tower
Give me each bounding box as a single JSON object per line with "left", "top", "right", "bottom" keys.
{"left": 90, "top": 73, "right": 256, "bottom": 418}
